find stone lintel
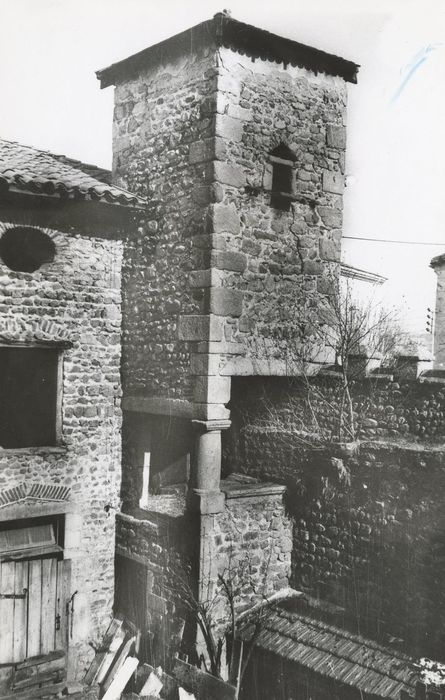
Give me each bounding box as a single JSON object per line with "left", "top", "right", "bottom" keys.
{"left": 123, "top": 395, "right": 193, "bottom": 417}
{"left": 196, "top": 341, "right": 245, "bottom": 355}
{"left": 0, "top": 499, "right": 77, "bottom": 522}
{"left": 219, "top": 356, "right": 333, "bottom": 376}
{"left": 419, "top": 374, "right": 445, "bottom": 385}
{"left": 221, "top": 481, "right": 286, "bottom": 500}
{"left": 192, "top": 419, "right": 232, "bottom": 432}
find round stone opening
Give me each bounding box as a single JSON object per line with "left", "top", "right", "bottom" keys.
{"left": 0, "top": 227, "right": 56, "bottom": 272}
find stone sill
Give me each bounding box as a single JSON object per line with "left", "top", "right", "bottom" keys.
{"left": 419, "top": 375, "right": 445, "bottom": 385}
{"left": 221, "top": 480, "right": 286, "bottom": 500}
{"left": 362, "top": 439, "right": 445, "bottom": 453}
{"left": 0, "top": 446, "right": 68, "bottom": 456}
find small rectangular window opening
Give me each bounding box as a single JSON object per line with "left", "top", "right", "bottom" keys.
{"left": 271, "top": 161, "right": 293, "bottom": 211}
{"left": 0, "top": 516, "right": 63, "bottom": 557}
{"left": 0, "top": 347, "right": 61, "bottom": 449}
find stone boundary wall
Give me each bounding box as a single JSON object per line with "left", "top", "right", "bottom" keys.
{"left": 115, "top": 484, "right": 291, "bottom": 662}
{"left": 225, "top": 375, "right": 445, "bottom": 450}
{"left": 223, "top": 376, "right": 445, "bottom": 661}
{"left": 212, "top": 484, "right": 292, "bottom": 625}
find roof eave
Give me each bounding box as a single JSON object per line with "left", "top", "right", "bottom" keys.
{"left": 0, "top": 180, "right": 146, "bottom": 210}
{"left": 97, "top": 13, "right": 359, "bottom": 89}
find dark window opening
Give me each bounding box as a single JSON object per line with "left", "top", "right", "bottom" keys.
{"left": 270, "top": 144, "right": 296, "bottom": 211}
{"left": 0, "top": 227, "right": 55, "bottom": 273}
{"left": 0, "top": 347, "right": 60, "bottom": 448}
{"left": 0, "top": 516, "right": 64, "bottom": 558}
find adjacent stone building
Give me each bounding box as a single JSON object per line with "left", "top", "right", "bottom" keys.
{"left": 0, "top": 139, "right": 143, "bottom": 694}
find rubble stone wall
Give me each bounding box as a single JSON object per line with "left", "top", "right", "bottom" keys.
{"left": 225, "top": 376, "right": 445, "bottom": 447}
{"left": 0, "top": 221, "right": 123, "bottom": 677}
{"left": 223, "top": 376, "right": 445, "bottom": 660}
{"left": 115, "top": 488, "right": 291, "bottom": 653}
{"left": 213, "top": 490, "right": 292, "bottom": 621}
{"left": 113, "top": 47, "right": 218, "bottom": 400}
{"left": 113, "top": 44, "right": 349, "bottom": 410}
{"left": 212, "top": 49, "right": 347, "bottom": 372}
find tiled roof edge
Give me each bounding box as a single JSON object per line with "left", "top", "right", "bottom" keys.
{"left": 97, "top": 13, "right": 359, "bottom": 88}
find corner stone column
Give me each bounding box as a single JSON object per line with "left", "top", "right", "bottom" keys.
{"left": 192, "top": 419, "right": 230, "bottom": 494}
{"left": 190, "top": 419, "right": 230, "bottom": 607}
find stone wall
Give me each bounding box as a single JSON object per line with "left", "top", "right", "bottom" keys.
{"left": 115, "top": 483, "right": 291, "bottom": 664}
{"left": 0, "top": 220, "right": 123, "bottom": 678}
{"left": 225, "top": 375, "right": 445, "bottom": 446}
{"left": 113, "top": 41, "right": 349, "bottom": 416}
{"left": 213, "top": 483, "right": 292, "bottom": 624}
{"left": 223, "top": 376, "right": 445, "bottom": 661}
{"left": 211, "top": 49, "right": 346, "bottom": 375}
{"left": 114, "top": 46, "right": 218, "bottom": 401}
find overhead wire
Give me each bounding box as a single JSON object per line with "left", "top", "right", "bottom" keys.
{"left": 343, "top": 236, "right": 444, "bottom": 246}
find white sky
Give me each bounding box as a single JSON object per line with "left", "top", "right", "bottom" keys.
{"left": 0, "top": 0, "right": 444, "bottom": 340}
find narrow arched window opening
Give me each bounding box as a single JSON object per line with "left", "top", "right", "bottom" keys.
{"left": 270, "top": 144, "right": 297, "bottom": 211}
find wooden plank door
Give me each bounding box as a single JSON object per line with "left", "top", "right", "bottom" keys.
{"left": 0, "top": 560, "right": 18, "bottom": 664}
{"left": 0, "top": 556, "right": 61, "bottom": 664}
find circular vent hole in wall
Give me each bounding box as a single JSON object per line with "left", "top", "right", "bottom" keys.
{"left": 0, "top": 227, "right": 56, "bottom": 272}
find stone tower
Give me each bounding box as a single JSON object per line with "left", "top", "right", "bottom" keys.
{"left": 431, "top": 253, "right": 445, "bottom": 368}
{"left": 97, "top": 14, "right": 358, "bottom": 648}
{"left": 97, "top": 11, "right": 358, "bottom": 504}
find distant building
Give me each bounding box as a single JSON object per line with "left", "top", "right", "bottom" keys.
{"left": 431, "top": 253, "right": 445, "bottom": 368}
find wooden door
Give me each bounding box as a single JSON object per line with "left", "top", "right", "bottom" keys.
{"left": 0, "top": 555, "right": 62, "bottom": 664}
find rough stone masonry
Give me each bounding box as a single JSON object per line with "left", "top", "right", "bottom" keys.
{"left": 0, "top": 204, "right": 125, "bottom": 683}
{"left": 97, "top": 11, "right": 358, "bottom": 659}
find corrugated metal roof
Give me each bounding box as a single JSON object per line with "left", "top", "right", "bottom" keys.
{"left": 237, "top": 603, "right": 417, "bottom": 699}
{"left": 0, "top": 138, "right": 145, "bottom": 208}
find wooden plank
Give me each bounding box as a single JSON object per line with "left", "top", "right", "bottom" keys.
{"left": 40, "top": 557, "right": 57, "bottom": 655}
{"left": 101, "top": 656, "right": 139, "bottom": 700}
{"left": 13, "top": 652, "right": 65, "bottom": 688}
{"left": 139, "top": 671, "right": 163, "bottom": 697}
{"left": 27, "top": 559, "right": 42, "bottom": 658}
{"left": 101, "top": 635, "right": 136, "bottom": 694}
{"left": 0, "top": 666, "right": 13, "bottom": 696}
{"left": 12, "top": 560, "right": 28, "bottom": 663}
{"left": 179, "top": 689, "right": 196, "bottom": 700}
{"left": 84, "top": 617, "right": 123, "bottom": 685}
{"left": 96, "top": 627, "right": 126, "bottom": 684}
{"left": 172, "top": 659, "right": 236, "bottom": 700}
{"left": 0, "top": 679, "right": 66, "bottom": 700}
{"left": 15, "top": 649, "right": 65, "bottom": 670}
{"left": 55, "top": 558, "right": 70, "bottom": 652}
{"left": 12, "top": 666, "right": 65, "bottom": 690}
{"left": 0, "top": 561, "right": 15, "bottom": 664}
